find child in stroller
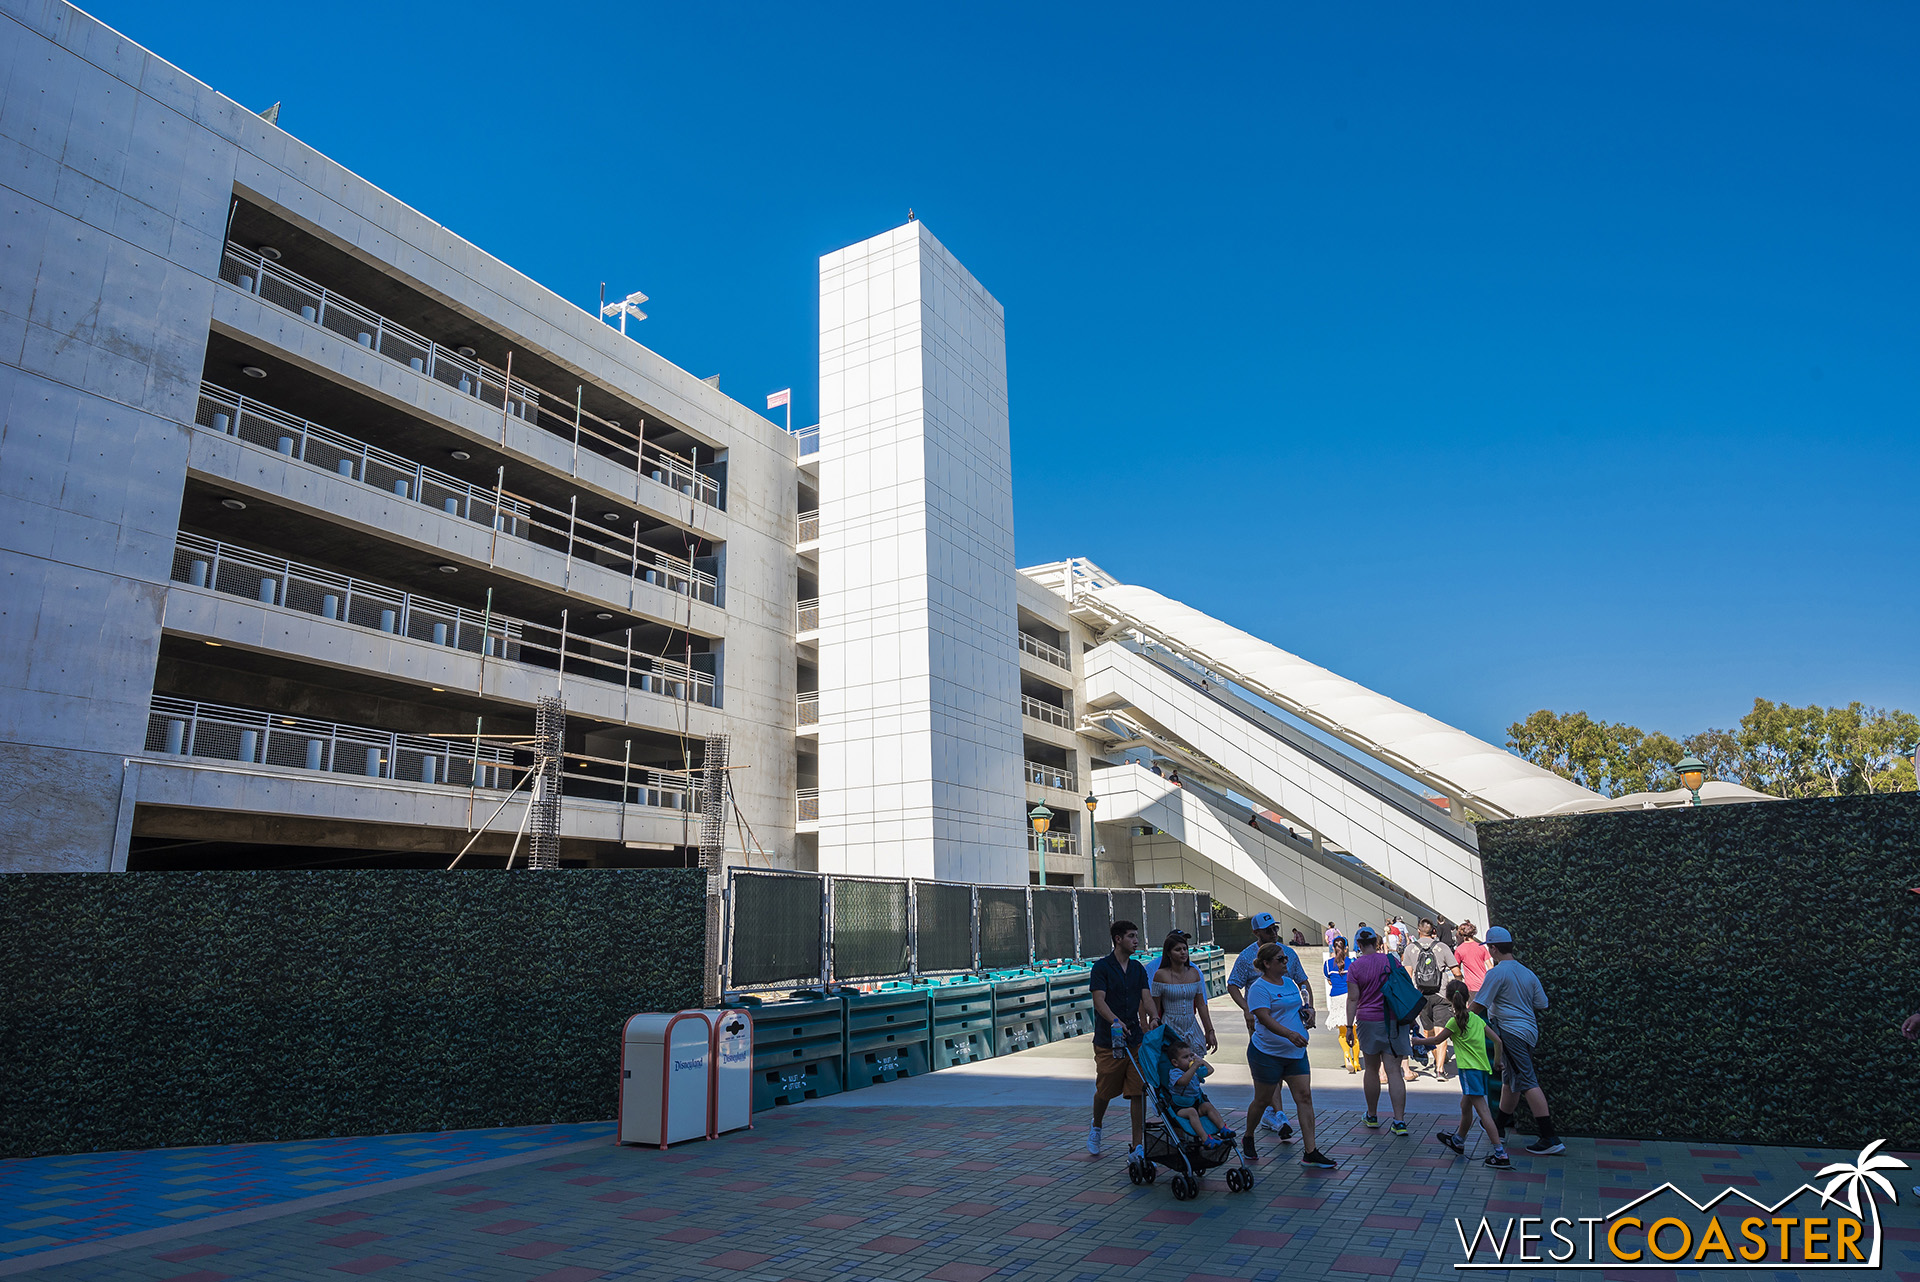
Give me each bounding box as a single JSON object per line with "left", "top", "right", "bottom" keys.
{"left": 1167, "top": 1041, "right": 1233, "bottom": 1139}
{"left": 1124, "top": 1025, "right": 1255, "bottom": 1200}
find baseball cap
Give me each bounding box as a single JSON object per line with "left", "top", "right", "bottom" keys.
{"left": 1250, "top": 911, "right": 1277, "bottom": 930}
{"left": 1353, "top": 926, "right": 1378, "bottom": 942}
{"left": 1483, "top": 926, "right": 1513, "bottom": 945}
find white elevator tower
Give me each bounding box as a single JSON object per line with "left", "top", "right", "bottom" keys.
{"left": 814, "top": 222, "right": 1026, "bottom": 884}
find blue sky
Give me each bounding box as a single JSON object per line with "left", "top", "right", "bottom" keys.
{"left": 96, "top": 1, "right": 1919, "bottom": 746}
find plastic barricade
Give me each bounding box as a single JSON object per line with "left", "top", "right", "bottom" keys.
{"left": 931, "top": 979, "right": 996, "bottom": 1068}
{"left": 992, "top": 970, "right": 1051, "bottom": 1053}
{"left": 1045, "top": 964, "right": 1093, "bottom": 1041}
{"left": 844, "top": 987, "right": 932, "bottom": 1090}
{"left": 746, "top": 992, "right": 845, "bottom": 1111}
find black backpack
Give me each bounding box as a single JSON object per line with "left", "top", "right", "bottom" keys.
{"left": 1412, "top": 941, "right": 1444, "bottom": 993}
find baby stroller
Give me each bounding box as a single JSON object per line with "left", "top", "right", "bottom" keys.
{"left": 1122, "top": 1025, "right": 1255, "bottom": 1199}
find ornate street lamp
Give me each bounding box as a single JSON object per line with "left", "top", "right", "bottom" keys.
{"left": 1676, "top": 754, "right": 1707, "bottom": 807}
{"left": 1084, "top": 791, "right": 1099, "bottom": 888}
{"left": 1029, "top": 803, "right": 1053, "bottom": 887}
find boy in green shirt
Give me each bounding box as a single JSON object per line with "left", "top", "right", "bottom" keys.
{"left": 1413, "top": 979, "right": 1510, "bottom": 1168}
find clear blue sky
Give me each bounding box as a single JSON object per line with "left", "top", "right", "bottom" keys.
{"left": 95, "top": 1, "right": 1919, "bottom": 746}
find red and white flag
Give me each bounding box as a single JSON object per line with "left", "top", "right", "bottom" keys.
{"left": 766, "top": 389, "right": 791, "bottom": 409}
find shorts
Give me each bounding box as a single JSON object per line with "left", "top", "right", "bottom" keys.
{"left": 1456, "top": 1068, "right": 1491, "bottom": 1098}
{"left": 1094, "top": 1043, "right": 1145, "bottom": 1101}
{"left": 1421, "top": 998, "right": 1454, "bottom": 1029}
{"left": 1499, "top": 1032, "right": 1539, "bottom": 1093}
{"left": 1357, "top": 1019, "right": 1412, "bottom": 1059}
{"left": 1247, "top": 1046, "right": 1309, "bottom": 1084}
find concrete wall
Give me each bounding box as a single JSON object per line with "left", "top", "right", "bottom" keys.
{"left": 815, "top": 222, "right": 1025, "bottom": 884}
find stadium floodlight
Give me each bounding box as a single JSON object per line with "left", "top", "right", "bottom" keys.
{"left": 600, "top": 289, "right": 649, "bottom": 335}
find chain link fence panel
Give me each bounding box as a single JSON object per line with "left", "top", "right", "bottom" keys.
{"left": 729, "top": 871, "right": 824, "bottom": 987}
{"left": 1032, "top": 888, "right": 1075, "bottom": 962}
{"left": 1075, "top": 889, "right": 1114, "bottom": 957}
{"left": 1110, "top": 889, "right": 1146, "bottom": 937}
{"left": 1144, "top": 889, "right": 1175, "bottom": 943}
{"left": 831, "top": 878, "right": 910, "bottom": 981}
{"left": 977, "top": 887, "right": 1031, "bottom": 969}
{"left": 915, "top": 881, "right": 975, "bottom": 973}
{"left": 1174, "top": 890, "right": 1201, "bottom": 940}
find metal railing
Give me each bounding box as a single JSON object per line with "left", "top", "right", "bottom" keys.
{"left": 797, "top": 510, "right": 820, "bottom": 543}
{"left": 145, "top": 695, "right": 701, "bottom": 811}
{"left": 1025, "top": 759, "right": 1077, "bottom": 790}
{"left": 796, "top": 424, "right": 820, "bottom": 456}
{"left": 797, "top": 694, "right": 820, "bottom": 727}
{"left": 797, "top": 598, "right": 820, "bottom": 633}
{"left": 1020, "top": 632, "right": 1070, "bottom": 670}
{"left": 1029, "top": 828, "right": 1079, "bottom": 856}
{"left": 193, "top": 383, "right": 718, "bottom": 607}
{"left": 1022, "top": 694, "right": 1073, "bottom": 729}
{"left": 170, "top": 532, "right": 716, "bottom": 706}
{"left": 796, "top": 787, "right": 820, "bottom": 823}
{"left": 219, "top": 242, "right": 720, "bottom": 509}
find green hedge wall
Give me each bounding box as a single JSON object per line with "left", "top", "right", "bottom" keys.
{"left": 1477, "top": 791, "right": 1920, "bottom": 1149}
{"left": 0, "top": 869, "right": 705, "bottom": 1157}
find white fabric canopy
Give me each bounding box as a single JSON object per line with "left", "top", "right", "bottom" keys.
{"left": 1541, "top": 781, "right": 1777, "bottom": 815}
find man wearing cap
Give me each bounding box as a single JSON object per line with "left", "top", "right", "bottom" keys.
{"left": 1227, "top": 912, "right": 1314, "bottom": 1143}
{"left": 1470, "top": 926, "right": 1563, "bottom": 1157}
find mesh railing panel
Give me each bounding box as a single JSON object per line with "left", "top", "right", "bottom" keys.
{"left": 1111, "top": 889, "right": 1146, "bottom": 936}
{"left": 1074, "top": 889, "right": 1113, "bottom": 957}
{"left": 1032, "top": 888, "right": 1075, "bottom": 962}
{"left": 1174, "top": 890, "right": 1200, "bottom": 940}
{"left": 915, "top": 882, "right": 975, "bottom": 973}
{"left": 1195, "top": 893, "right": 1215, "bottom": 943}
{"left": 729, "top": 872, "right": 824, "bottom": 987}
{"left": 977, "top": 888, "right": 1031, "bottom": 969}
{"left": 1144, "top": 890, "right": 1176, "bottom": 942}
{"left": 831, "top": 878, "right": 910, "bottom": 981}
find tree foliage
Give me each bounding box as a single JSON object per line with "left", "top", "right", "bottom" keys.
{"left": 1508, "top": 699, "right": 1920, "bottom": 799}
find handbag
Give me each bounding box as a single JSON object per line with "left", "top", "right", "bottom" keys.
{"left": 1381, "top": 955, "right": 1428, "bottom": 1027}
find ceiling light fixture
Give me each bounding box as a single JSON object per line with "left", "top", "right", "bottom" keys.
{"left": 204, "top": 640, "right": 222, "bottom": 647}
{"left": 449, "top": 450, "right": 471, "bottom": 462}
{"left": 603, "top": 512, "right": 621, "bottom": 522}
{"left": 436, "top": 564, "right": 459, "bottom": 574}
{"left": 220, "top": 498, "right": 246, "bottom": 510}
{"left": 456, "top": 346, "right": 477, "bottom": 359}
{"left": 258, "top": 246, "right": 282, "bottom": 260}
{"left": 241, "top": 365, "right": 267, "bottom": 379}
{"left": 595, "top": 613, "right": 614, "bottom": 621}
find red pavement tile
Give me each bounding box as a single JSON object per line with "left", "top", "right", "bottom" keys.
{"left": 1070, "top": 1190, "right": 1123, "bottom": 1205}
{"left": 844, "top": 1171, "right": 885, "bottom": 1182}
{"left": 527, "top": 1270, "right": 604, "bottom": 1282}
{"left": 1009, "top": 1173, "right": 1055, "bottom": 1186}
{"left": 565, "top": 1175, "right": 614, "bottom": 1186}
{"left": 156, "top": 1246, "right": 228, "bottom": 1262}
{"left": 657, "top": 1227, "right": 723, "bottom": 1243}
{"left": 705, "top": 1252, "right": 772, "bottom": 1270}
{"left": 1230, "top": 1229, "right": 1295, "bottom": 1247}
{"left": 1271, "top": 1195, "right": 1326, "bottom": 1209}
{"left": 808, "top": 1214, "right": 866, "bottom": 1229}
{"left": 1487, "top": 1201, "right": 1541, "bottom": 1214}
{"left": 328, "top": 1257, "right": 407, "bottom": 1275}
{"left": 1302, "top": 1167, "right": 1354, "bottom": 1179}
{"left": 689, "top": 1167, "right": 729, "bottom": 1177}
{"left": 435, "top": 1184, "right": 490, "bottom": 1196}
{"left": 621, "top": 1207, "right": 679, "bottom": 1221}
{"left": 1329, "top": 1255, "right": 1401, "bottom": 1276}
{"left": 590, "top": 1190, "right": 644, "bottom": 1202}
{"left": 1010, "top": 1223, "right": 1068, "bottom": 1240}
{"left": 1086, "top": 1246, "right": 1151, "bottom": 1265}
{"left": 502, "top": 1242, "right": 572, "bottom": 1260}
{"left": 655, "top": 1152, "right": 700, "bottom": 1163}
{"left": 1602, "top": 1274, "right": 1674, "bottom": 1282}
{"left": 1404, "top": 1157, "right": 1454, "bottom": 1167}
{"left": 1185, "top": 1275, "right": 1254, "bottom": 1282}
{"left": 761, "top": 1196, "right": 811, "bottom": 1210}
{"left": 477, "top": 1220, "right": 540, "bottom": 1235}
{"left": 894, "top": 1185, "right": 938, "bottom": 1197}
{"left": 956, "top": 1160, "right": 996, "bottom": 1171}
{"left": 1598, "top": 1160, "right": 1646, "bottom": 1171}
{"left": 1386, "top": 1182, "right": 1436, "bottom": 1194}
{"left": 308, "top": 1213, "right": 372, "bottom": 1227}
{"left": 722, "top": 1180, "right": 770, "bottom": 1191}
{"left": 1146, "top": 1209, "right": 1200, "bottom": 1225}
{"left": 455, "top": 1200, "right": 515, "bottom": 1213}
{"left": 764, "top": 1145, "right": 803, "bottom": 1154}
{"left": 159, "top": 1273, "right": 228, "bottom": 1282}
{"left": 1494, "top": 1171, "right": 1547, "bottom": 1183}
{"left": 538, "top": 1162, "right": 587, "bottom": 1171}
{"left": 320, "top": 1232, "right": 387, "bottom": 1248}
{"left": 1701, "top": 1173, "right": 1759, "bottom": 1186}
{"left": 1363, "top": 1215, "right": 1421, "bottom": 1231}
{"left": 800, "top": 1157, "right": 839, "bottom": 1167}
{"left": 859, "top": 1236, "right": 926, "bottom": 1253}
{"left": 927, "top": 1267, "right": 994, "bottom": 1282}
{"left": 945, "top": 1201, "right": 1000, "bottom": 1215}
{"left": 1010, "top": 1140, "right": 1048, "bottom": 1150}
{"left": 1690, "top": 1149, "right": 1741, "bottom": 1158}
{"left": 910, "top": 1148, "right": 952, "bottom": 1158}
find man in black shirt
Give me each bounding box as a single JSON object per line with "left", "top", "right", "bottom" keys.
{"left": 1089, "top": 919, "right": 1158, "bottom": 1159}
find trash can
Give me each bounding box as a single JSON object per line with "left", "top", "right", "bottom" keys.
{"left": 931, "top": 979, "right": 996, "bottom": 1068}
{"left": 844, "top": 986, "right": 932, "bottom": 1090}
{"left": 1045, "top": 964, "right": 1094, "bottom": 1041}
{"left": 618, "top": 1011, "right": 713, "bottom": 1148}
{"left": 710, "top": 1007, "right": 754, "bottom": 1137}
{"left": 746, "top": 991, "right": 846, "bottom": 1111}
{"left": 992, "top": 970, "right": 1051, "bottom": 1053}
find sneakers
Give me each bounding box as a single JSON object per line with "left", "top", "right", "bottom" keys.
{"left": 1363, "top": 1114, "right": 1381, "bottom": 1129}
{"left": 1525, "top": 1137, "right": 1566, "bottom": 1156}
{"left": 1087, "top": 1125, "right": 1102, "bottom": 1156}
{"left": 1484, "top": 1152, "right": 1513, "bottom": 1169}
{"left": 1261, "top": 1110, "right": 1289, "bottom": 1135}
{"left": 1437, "top": 1130, "right": 1465, "bottom": 1155}
{"left": 1275, "top": 1122, "right": 1295, "bottom": 1144}
{"left": 1389, "top": 1119, "right": 1409, "bottom": 1137}
{"left": 1300, "top": 1149, "right": 1337, "bottom": 1168}
{"left": 1241, "top": 1133, "right": 1258, "bottom": 1160}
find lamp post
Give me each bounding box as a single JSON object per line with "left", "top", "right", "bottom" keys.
{"left": 1029, "top": 803, "right": 1053, "bottom": 888}
{"left": 1676, "top": 754, "right": 1707, "bottom": 807}
{"left": 1084, "top": 790, "right": 1099, "bottom": 888}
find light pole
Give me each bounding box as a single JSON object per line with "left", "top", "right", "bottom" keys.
{"left": 1676, "top": 754, "right": 1707, "bottom": 807}
{"left": 1029, "top": 803, "right": 1053, "bottom": 887}
{"left": 1084, "top": 790, "right": 1099, "bottom": 888}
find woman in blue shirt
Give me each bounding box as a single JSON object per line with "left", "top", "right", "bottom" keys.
{"left": 1246, "top": 944, "right": 1336, "bottom": 1169}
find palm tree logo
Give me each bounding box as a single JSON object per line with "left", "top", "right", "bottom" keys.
{"left": 1816, "top": 1138, "right": 1909, "bottom": 1267}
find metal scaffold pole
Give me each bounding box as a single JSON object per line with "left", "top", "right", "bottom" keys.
{"left": 701, "top": 733, "right": 729, "bottom": 1004}
{"left": 527, "top": 695, "right": 564, "bottom": 871}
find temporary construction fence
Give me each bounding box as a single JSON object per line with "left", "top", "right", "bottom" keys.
{"left": 723, "top": 869, "right": 1214, "bottom": 991}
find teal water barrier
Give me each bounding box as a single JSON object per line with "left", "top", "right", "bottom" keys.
{"left": 991, "top": 970, "right": 1051, "bottom": 1053}
{"left": 746, "top": 991, "right": 846, "bottom": 1111}
{"left": 1044, "top": 963, "right": 1093, "bottom": 1041}
{"left": 844, "top": 986, "right": 933, "bottom": 1090}
{"left": 931, "top": 979, "right": 996, "bottom": 1068}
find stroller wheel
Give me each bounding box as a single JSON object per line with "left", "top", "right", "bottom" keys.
{"left": 1173, "top": 1173, "right": 1198, "bottom": 1200}
{"left": 1127, "top": 1158, "right": 1144, "bottom": 1185}
{"left": 1226, "top": 1167, "right": 1253, "bottom": 1192}
{"left": 1142, "top": 1160, "right": 1156, "bottom": 1182}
